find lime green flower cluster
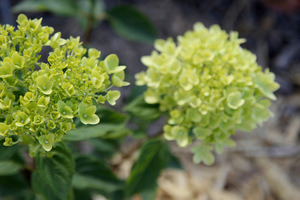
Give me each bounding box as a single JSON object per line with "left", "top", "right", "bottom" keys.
{"left": 0, "top": 14, "right": 128, "bottom": 152}
{"left": 136, "top": 23, "right": 279, "bottom": 165}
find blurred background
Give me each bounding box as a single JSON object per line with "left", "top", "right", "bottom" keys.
{"left": 1, "top": 0, "right": 300, "bottom": 199}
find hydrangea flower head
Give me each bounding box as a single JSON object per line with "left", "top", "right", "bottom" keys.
{"left": 136, "top": 23, "right": 279, "bottom": 165}
{"left": 0, "top": 14, "right": 128, "bottom": 152}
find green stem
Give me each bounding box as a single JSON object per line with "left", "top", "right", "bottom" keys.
{"left": 82, "top": 1, "right": 106, "bottom": 45}
{"left": 82, "top": 15, "right": 94, "bottom": 45}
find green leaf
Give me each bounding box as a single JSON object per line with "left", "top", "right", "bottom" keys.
{"left": 124, "top": 94, "right": 162, "bottom": 121}
{"left": 73, "top": 189, "right": 92, "bottom": 200}
{"left": 107, "top": 5, "right": 157, "bottom": 43}
{"left": 141, "top": 187, "right": 157, "bottom": 200}
{"left": 93, "top": 0, "right": 105, "bottom": 19}
{"left": 0, "top": 143, "right": 24, "bottom": 163}
{"left": 127, "top": 85, "right": 147, "bottom": 103}
{"left": 64, "top": 106, "right": 130, "bottom": 141}
{"left": 0, "top": 161, "right": 22, "bottom": 175}
{"left": 13, "top": 0, "right": 78, "bottom": 16}
{"left": 72, "top": 155, "right": 124, "bottom": 196}
{"left": 126, "top": 139, "right": 171, "bottom": 197}
{"left": 96, "top": 106, "right": 128, "bottom": 125}
{"left": 73, "top": 174, "right": 121, "bottom": 193}
{"left": 109, "top": 189, "right": 125, "bottom": 200}
{"left": 33, "top": 142, "right": 75, "bottom": 200}
{"left": 77, "top": 0, "right": 105, "bottom": 20}
{"left": 0, "top": 174, "right": 31, "bottom": 200}
{"left": 88, "top": 138, "right": 121, "bottom": 160}
{"left": 62, "top": 124, "right": 130, "bottom": 141}
{"left": 13, "top": 1, "right": 45, "bottom": 13}
{"left": 32, "top": 172, "right": 62, "bottom": 200}
{"left": 167, "top": 153, "right": 182, "bottom": 170}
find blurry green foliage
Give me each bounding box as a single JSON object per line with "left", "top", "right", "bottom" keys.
{"left": 13, "top": 0, "right": 157, "bottom": 43}
{"left": 125, "top": 138, "right": 171, "bottom": 198}
{"left": 107, "top": 5, "right": 157, "bottom": 43}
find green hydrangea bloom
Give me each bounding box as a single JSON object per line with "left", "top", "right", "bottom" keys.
{"left": 136, "top": 22, "right": 279, "bottom": 164}
{"left": 0, "top": 14, "right": 128, "bottom": 152}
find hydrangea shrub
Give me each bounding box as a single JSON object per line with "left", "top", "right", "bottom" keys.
{"left": 136, "top": 23, "right": 279, "bottom": 165}
{"left": 0, "top": 14, "right": 129, "bottom": 152}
